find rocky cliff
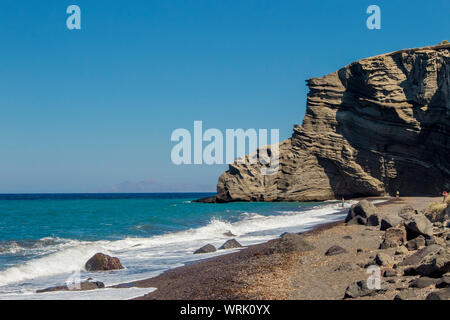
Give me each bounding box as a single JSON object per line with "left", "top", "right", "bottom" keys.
{"left": 214, "top": 44, "right": 450, "bottom": 202}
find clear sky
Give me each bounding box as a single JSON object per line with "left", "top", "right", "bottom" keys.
{"left": 0, "top": 0, "right": 448, "bottom": 193}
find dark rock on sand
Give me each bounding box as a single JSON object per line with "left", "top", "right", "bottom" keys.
{"left": 398, "top": 206, "right": 417, "bottom": 220}
{"left": 325, "top": 245, "right": 348, "bottom": 256}
{"left": 403, "top": 267, "right": 419, "bottom": 276}
{"left": 375, "top": 253, "right": 393, "bottom": 266}
{"left": 380, "top": 214, "right": 404, "bottom": 231}
{"left": 425, "top": 288, "right": 450, "bottom": 300}
{"left": 367, "top": 213, "right": 383, "bottom": 227}
{"left": 386, "top": 279, "right": 397, "bottom": 284}
{"left": 394, "top": 289, "right": 417, "bottom": 300}
{"left": 399, "top": 244, "right": 442, "bottom": 266}
{"left": 414, "top": 246, "right": 450, "bottom": 277}
{"left": 344, "top": 280, "right": 379, "bottom": 298}
{"left": 262, "top": 233, "right": 314, "bottom": 255}
{"left": 404, "top": 214, "right": 433, "bottom": 239}
{"left": 395, "top": 246, "right": 409, "bottom": 255}
{"left": 346, "top": 216, "right": 367, "bottom": 226}
{"left": 406, "top": 235, "right": 426, "bottom": 251}
{"left": 345, "top": 201, "right": 378, "bottom": 223}
{"left": 409, "top": 277, "right": 439, "bottom": 288}
{"left": 383, "top": 269, "right": 397, "bottom": 277}
{"left": 380, "top": 225, "right": 407, "bottom": 249}
{"left": 219, "top": 239, "right": 242, "bottom": 250}
{"left": 37, "top": 281, "right": 105, "bottom": 293}
{"left": 436, "top": 276, "right": 450, "bottom": 288}
{"left": 85, "top": 253, "right": 124, "bottom": 271}
{"left": 194, "top": 244, "right": 217, "bottom": 254}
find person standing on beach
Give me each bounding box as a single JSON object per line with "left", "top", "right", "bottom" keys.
{"left": 443, "top": 191, "right": 448, "bottom": 202}
{"left": 341, "top": 197, "right": 345, "bottom": 208}
{"left": 396, "top": 191, "right": 400, "bottom": 200}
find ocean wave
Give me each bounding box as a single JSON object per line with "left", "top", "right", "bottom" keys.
{"left": 0, "top": 237, "right": 80, "bottom": 255}
{"left": 0, "top": 202, "right": 349, "bottom": 288}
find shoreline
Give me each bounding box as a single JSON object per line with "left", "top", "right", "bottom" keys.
{"left": 0, "top": 198, "right": 352, "bottom": 299}
{"left": 114, "top": 217, "right": 348, "bottom": 300}
{"left": 114, "top": 196, "right": 446, "bottom": 300}
{"left": 114, "top": 196, "right": 444, "bottom": 300}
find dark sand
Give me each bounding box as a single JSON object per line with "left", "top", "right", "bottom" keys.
{"left": 114, "top": 196, "right": 441, "bottom": 300}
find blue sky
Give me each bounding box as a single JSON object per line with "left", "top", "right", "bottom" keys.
{"left": 0, "top": 0, "right": 448, "bottom": 193}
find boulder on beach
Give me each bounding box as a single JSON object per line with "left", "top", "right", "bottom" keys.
{"left": 344, "top": 280, "right": 380, "bottom": 299}
{"left": 346, "top": 216, "right": 367, "bottom": 226}
{"left": 36, "top": 281, "right": 105, "bottom": 293}
{"left": 406, "top": 235, "right": 426, "bottom": 251}
{"left": 436, "top": 276, "right": 450, "bottom": 288}
{"left": 383, "top": 269, "right": 397, "bottom": 277}
{"left": 262, "top": 233, "right": 314, "bottom": 255}
{"left": 325, "top": 245, "right": 347, "bottom": 256}
{"left": 426, "top": 288, "right": 450, "bottom": 300}
{"left": 399, "top": 244, "right": 442, "bottom": 267}
{"left": 394, "top": 289, "right": 417, "bottom": 300}
{"left": 366, "top": 213, "right": 383, "bottom": 227}
{"left": 380, "top": 214, "right": 404, "bottom": 231}
{"left": 218, "top": 239, "right": 242, "bottom": 250}
{"left": 380, "top": 225, "right": 407, "bottom": 249}
{"left": 194, "top": 244, "right": 217, "bottom": 254}
{"left": 404, "top": 214, "right": 433, "bottom": 239}
{"left": 398, "top": 206, "right": 417, "bottom": 219}
{"left": 345, "top": 201, "right": 378, "bottom": 224}
{"left": 395, "top": 246, "right": 409, "bottom": 255}
{"left": 414, "top": 246, "right": 450, "bottom": 277}
{"left": 409, "top": 277, "right": 439, "bottom": 288}
{"left": 375, "top": 252, "right": 393, "bottom": 266}
{"left": 85, "top": 253, "right": 124, "bottom": 271}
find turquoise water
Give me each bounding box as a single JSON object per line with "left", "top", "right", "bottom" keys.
{"left": 0, "top": 193, "right": 320, "bottom": 242}
{"left": 0, "top": 193, "right": 347, "bottom": 299}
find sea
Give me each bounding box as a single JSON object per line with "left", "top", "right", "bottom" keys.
{"left": 0, "top": 193, "right": 351, "bottom": 300}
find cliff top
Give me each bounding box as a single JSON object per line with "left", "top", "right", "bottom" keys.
{"left": 307, "top": 43, "right": 450, "bottom": 83}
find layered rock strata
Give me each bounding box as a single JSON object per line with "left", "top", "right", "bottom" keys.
{"left": 215, "top": 44, "right": 450, "bottom": 202}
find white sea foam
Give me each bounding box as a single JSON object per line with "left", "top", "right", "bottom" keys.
{"left": 0, "top": 287, "right": 156, "bottom": 300}
{"left": 0, "top": 201, "right": 357, "bottom": 299}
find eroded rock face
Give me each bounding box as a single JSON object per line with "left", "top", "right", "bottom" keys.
{"left": 215, "top": 44, "right": 450, "bottom": 202}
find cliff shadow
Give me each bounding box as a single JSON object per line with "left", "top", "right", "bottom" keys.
{"left": 328, "top": 54, "right": 450, "bottom": 197}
